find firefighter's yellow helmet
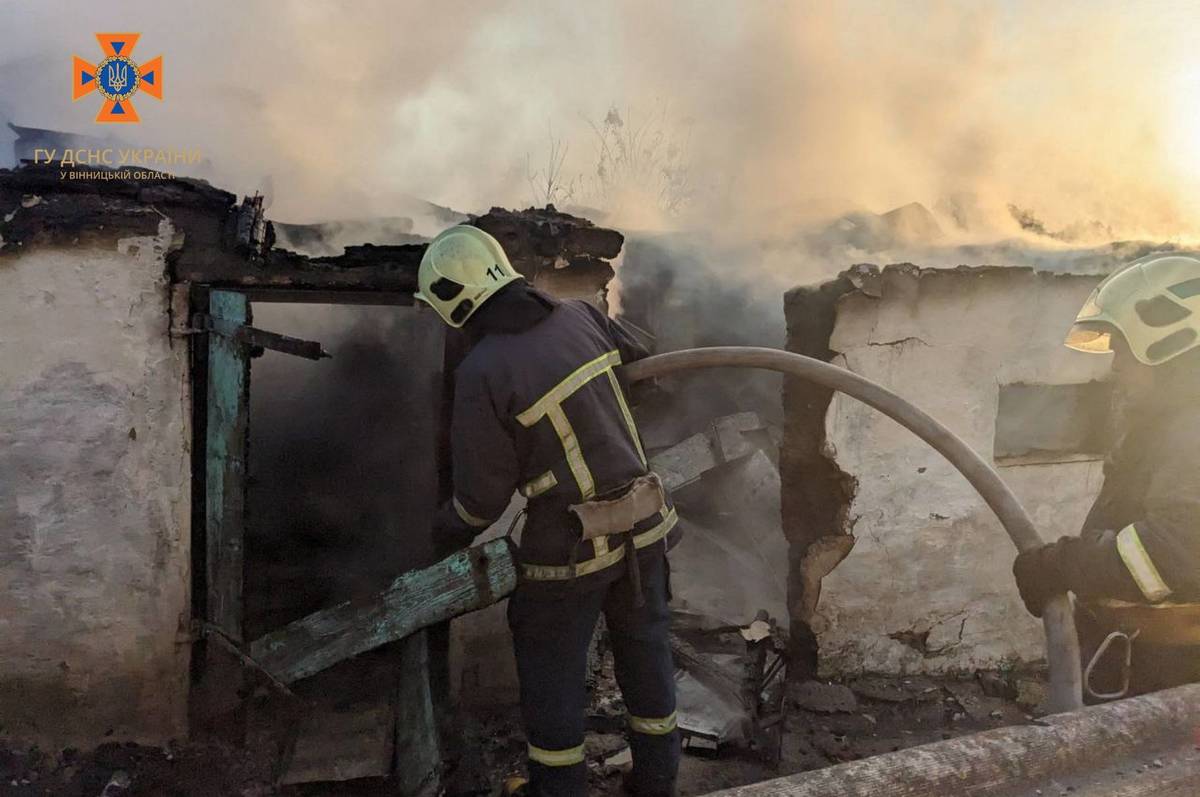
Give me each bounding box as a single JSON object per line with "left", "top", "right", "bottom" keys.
{"left": 1066, "top": 254, "right": 1200, "bottom": 365}
{"left": 415, "top": 225, "right": 522, "bottom": 328}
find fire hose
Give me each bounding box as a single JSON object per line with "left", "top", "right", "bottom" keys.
{"left": 619, "top": 346, "right": 1084, "bottom": 713}
{"left": 249, "top": 345, "right": 1083, "bottom": 710}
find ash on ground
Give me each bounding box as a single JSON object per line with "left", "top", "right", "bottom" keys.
{"left": 0, "top": 661, "right": 1042, "bottom": 797}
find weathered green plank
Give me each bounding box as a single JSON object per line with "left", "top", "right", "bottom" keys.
{"left": 248, "top": 539, "right": 517, "bottom": 683}
{"left": 206, "top": 290, "right": 250, "bottom": 640}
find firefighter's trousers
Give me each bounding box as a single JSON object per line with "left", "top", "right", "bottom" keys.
{"left": 507, "top": 551, "right": 680, "bottom": 796}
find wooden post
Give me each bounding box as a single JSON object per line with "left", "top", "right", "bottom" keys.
{"left": 393, "top": 632, "right": 442, "bottom": 796}
{"left": 205, "top": 290, "right": 250, "bottom": 641}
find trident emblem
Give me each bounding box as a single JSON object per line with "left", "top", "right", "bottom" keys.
{"left": 106, "top": 61, "right": 129, "bottom": 94}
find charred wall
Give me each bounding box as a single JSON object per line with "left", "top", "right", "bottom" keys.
{"left": 0, "top": 164, "right": 264, "bottom": 749}
{"left": 785, "top": 263, "right": 1113, "bottom": 677}
{"left": 779, "top": 273, "right": 860, "bottom": 676}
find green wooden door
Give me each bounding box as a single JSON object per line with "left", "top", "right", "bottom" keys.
{"left": 198, "top": 292, "right": 441, "bottom": 790}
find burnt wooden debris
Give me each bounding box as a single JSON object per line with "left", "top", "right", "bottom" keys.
{"left": 248, "top": 540, "right": 518, "bottom": 684}
{"left": 0, "top": 165, "right": 623, "bottom": 299}
{"left": 193, "top": 311, "right": 330, "bottom": 360}
{"left": 474, "top": 204, "right": 623, "bottom": 289}
{"left": 0, "top": 163, "right": 220, "bottom": 251}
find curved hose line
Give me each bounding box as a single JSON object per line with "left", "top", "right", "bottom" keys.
{"left": 620, "top": 346, "right": 1083, "bottom": 713}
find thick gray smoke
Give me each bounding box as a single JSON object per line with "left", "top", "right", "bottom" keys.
{"left": 244, "top": 304, "right": 443, "bottom": 637}
{"left": 4, "top": 1, "right": 1200, "bottom": 241}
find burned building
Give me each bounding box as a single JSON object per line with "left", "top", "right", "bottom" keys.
{"left": 780, "top": 261, "right": 1136, "bottom": 676}
{"left": 0, "top": 164, "right": 619, "bottom": 789}
{"left": 616, "top": 228, "right": 1176, "bottom": 682}
{"left": 8, "top": 154, "right": 1196, "bottom": 794}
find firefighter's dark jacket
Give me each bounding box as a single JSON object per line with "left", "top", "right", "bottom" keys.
{"left": 438, "top": 287, "right": 679, "bottom": 592}
{"left": 1050, "top": 394, "right": 1200, "bottom": 604}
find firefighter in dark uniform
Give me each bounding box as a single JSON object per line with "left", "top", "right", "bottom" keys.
{"left": 415, "top": 225, "right": 682, "bottom": 796}
{"left": 1013, "top": 254, "right": 1200, "bottom": 693}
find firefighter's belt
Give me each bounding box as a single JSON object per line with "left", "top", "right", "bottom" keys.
{"left": 521, "top": 507, "right": 677, "bottom": 581}
{"left": 568, "top": 472, "right": 667, "bottom": 541}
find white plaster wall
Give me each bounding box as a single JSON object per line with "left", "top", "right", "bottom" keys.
{"left": 815, "top": 268, "right": 1110, "bottom": 675}
{"left": 0, "top": 223, "right": 192, "bottom": 747}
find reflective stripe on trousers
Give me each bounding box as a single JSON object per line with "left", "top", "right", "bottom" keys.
{"left": 508, "top": 552, "right": 679, "bottom": 796}
{"left": 630, "top": 710, "right": 678, "bottom": 735}
{"left": 527, "top": 743, "right": 585, "bottom": 767}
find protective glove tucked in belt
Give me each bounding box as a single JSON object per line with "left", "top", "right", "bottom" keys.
{"left": 1012, "top": 544, "right": 1065, "bottom": 619}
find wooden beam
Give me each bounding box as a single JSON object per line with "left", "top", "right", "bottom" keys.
{"left": 648, "top": 411, "right": 765, "bottom": 492}
{"left": 175, "top": 244, "right": 424, "bottom": 293}
{"left": 236, "top": 288, "right": 415, "bottom": 305}
{"left": 248, "top": 539, "right": 517, "bottom": 684}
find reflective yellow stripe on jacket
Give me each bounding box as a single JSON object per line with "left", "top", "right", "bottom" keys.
{"left": 515, "top": 347, "right": 663, "bottom": 582}
{"left": 521, "top": 470, "right": 558, "bottom": 498}
{"left": 517, "top": 349, "right": 640, "bottom": 500}
{"left": 607, "top": 369, "right": 646, "bottom": 465}
{"left": 1115, "top": 524, "right": 1172, "bottom": 603}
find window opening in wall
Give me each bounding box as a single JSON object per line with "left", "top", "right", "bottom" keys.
{"left": 993, "top": 381, "right": 1113, "bottom": 465}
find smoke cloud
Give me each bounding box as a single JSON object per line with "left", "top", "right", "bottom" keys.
{"left": 243, "top": 304, "right": 443, "bottom": 636}
{"left": 2, "top": 1, "right": 1198, "bottom": 244}
{"left": 7, "top": 1, "right": 1196, "bottom": 465}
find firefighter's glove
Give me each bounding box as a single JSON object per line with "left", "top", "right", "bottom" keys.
{"left": 431, "top": 501, "right": 480, "bottom": 561}
{"left": 1012, "top": 543, "right": 1065, "bottom": 619}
